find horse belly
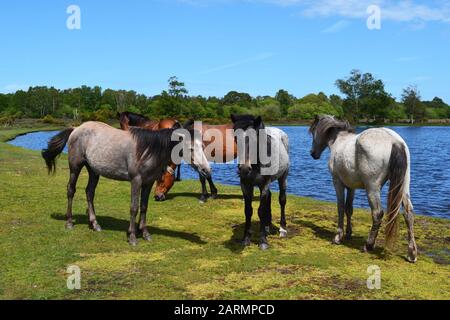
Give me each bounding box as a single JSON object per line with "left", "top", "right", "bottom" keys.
{"left": 331, "top": 156, "right": 364, "bottom": 189}
{"left": 85, "top": 145, "right": 132, "bottom": 181}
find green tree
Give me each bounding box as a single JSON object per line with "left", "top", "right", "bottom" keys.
{"left": 168, "top": 76, "right": 188, "bottom": 98}
{"left": 336, "top": 70, "right": 390, "bottom": 122}
{"left": 222, "top": 91, "right": 253, "bottom": 108}
{"left": 275, "top": 89, "right": 294, "bottom": 116}
{"left": 402, "top": 85, "right": 425, "bottom": 123}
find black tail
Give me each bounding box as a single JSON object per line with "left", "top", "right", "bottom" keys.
{"left": 385, "top": 143, "right": 408, "bottom": 249}
{"left": 41, "top": 128, "right": 74, "bottom": 174}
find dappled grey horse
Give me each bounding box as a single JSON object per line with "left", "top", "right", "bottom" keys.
{"left": 309, "top": 115, "right": 417, "bottom": 262}
{"left": 42, "top": 121, "right": 211, "bottom": 245}
{"left": 232, "top": 115, "right": 290, "bottom": 250}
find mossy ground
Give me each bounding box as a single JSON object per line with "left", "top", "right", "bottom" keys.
{"left": 0, "top": 126, "right": 449, "bottom": 300}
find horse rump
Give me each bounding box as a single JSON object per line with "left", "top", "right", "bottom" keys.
{"left": 41, "top": 128, "right": 74, "bottom": 174}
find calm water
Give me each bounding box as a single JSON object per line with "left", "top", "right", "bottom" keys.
{"left": 8, "top": 127, "right": 450, "bottom": 219}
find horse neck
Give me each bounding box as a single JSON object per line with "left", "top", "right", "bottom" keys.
{"left": 328, "top": 130, "right": 355, "bottom": 152}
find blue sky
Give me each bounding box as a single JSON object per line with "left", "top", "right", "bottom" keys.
{"left": 0, "top": 0, "right": 449, "bottom": 102}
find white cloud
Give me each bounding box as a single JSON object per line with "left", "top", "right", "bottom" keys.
{"left": 180, "top": 0, "right": 450, "bottom": 24}
{"left": 321, "top": 20, "right": 351, "bottom": 33}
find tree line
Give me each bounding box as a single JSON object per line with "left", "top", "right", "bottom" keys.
{"left": 1, "top": 72, "right": 449, "bottom": 125}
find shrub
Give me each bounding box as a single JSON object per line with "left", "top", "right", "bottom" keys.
{"left": 42, "top": 115, "right": 63, "bottom": 125}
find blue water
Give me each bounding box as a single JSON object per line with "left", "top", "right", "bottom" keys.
{"left": 8, "top": 127, "right": 450, "bottom": 219}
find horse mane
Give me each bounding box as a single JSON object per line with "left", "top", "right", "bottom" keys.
{"left": 309, "top": 115, "right": 354, "bottom": 138}
{"left": 122, "top": 112, "right": 150, "bottom": 126}
{"left": 232, "top": 114, "right": 272, "bottom": 169}
{"left": 129, "top": 126, "right": 198, "bottom": 163}
{"left": 129, "top": 127, "right": 176, "bottom": 162}
{"left": 232, "top": 114, "right": 265, "bottom": 130}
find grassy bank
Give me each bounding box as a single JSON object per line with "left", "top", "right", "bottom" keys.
{"left": 0, "top": 127, "right": 449, "bottom": 300}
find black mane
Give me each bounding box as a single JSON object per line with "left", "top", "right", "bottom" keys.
{"left": 309, "top": 115, "right": 354, "bottom": 137}
{"left": 232, "top": 114, "right": 265, "bottom": 131}
{"left": 129, "top": 127, "right": 176, "bottom": 162}
{"left": 119, "top": 111, "right": 150, "bottom": 126}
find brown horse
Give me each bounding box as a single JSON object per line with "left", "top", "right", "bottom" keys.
{"left": 168, "top": 119, "right": 238, "bottom": 202}
{"left": 117, "top": 112, "right": 181, "bottom": 201}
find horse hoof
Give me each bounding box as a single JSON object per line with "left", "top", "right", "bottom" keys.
{"left": 259, "top": 243, "right": 269, "bottom": 250}
{"left": 241, "top": 238, "right": 251, "bottom": 246}
{"left": 128, "top": 235, "right": 138, "bottom": 246}
{"left": 142, "top": 232, "right": 152, "bottom": 241}
{"left": 345, "top": 234, "right": 352, "bottom": 240}
{"left": 332, "top": 236, "right": 343, "bottom": 245}
{"left": 279, "top": 227, "right": 288, "bottom": 238}
{"left": 362, "top": 244, "right": 374, "bottom": 253}
{"left": 91, "top": 222, "right": 102, "bottom": 232}
{"left": 407, "top": 255, "right": 417, "bottom": 263}
{"left": 211, "top": 194, "right": 218, "bottom": 200}
{"left": 65, "top": 222, "right": 74, "bottom": 230}
{"left": 199, "top": 197, "right": 208, "bottom": 204}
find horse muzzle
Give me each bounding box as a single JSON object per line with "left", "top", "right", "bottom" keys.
{"left": 310, "top": 150, "right": 320, "bottom": 160}
{"left": 154, "top": 193, "right": 166, "bottom": 202}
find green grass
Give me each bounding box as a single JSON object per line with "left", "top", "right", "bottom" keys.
{"left": 0, "top": 127, "right": 449, "bottom": 300}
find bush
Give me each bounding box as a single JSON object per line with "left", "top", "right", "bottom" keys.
{"left": 288, "top": 102, "right": 340, "bottom": 120}
{"left": 42, "top": 115, "right": 63, "bottom": 125}
{"left": 0, "top": 116, "right": 15, "bottom": 126}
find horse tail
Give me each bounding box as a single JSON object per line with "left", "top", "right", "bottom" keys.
{"left": 385, "top": 142, "right": 408, "bottom": 249}
{"left": 41, "top": 128, "right": 74, "bottom": 174}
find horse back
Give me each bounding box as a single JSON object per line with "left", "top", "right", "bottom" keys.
{"left": 69, "top": 122, "right": 136, "bottom": 181}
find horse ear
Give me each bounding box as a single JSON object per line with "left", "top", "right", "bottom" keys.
{"left": 231, "top": 114, "right": 237, "bottom": 123}
{"left": 254, "top": 116, "right": 263, "bottom": 128}
{"left": 315, "top": 114, "right": 320, "bottom": 121}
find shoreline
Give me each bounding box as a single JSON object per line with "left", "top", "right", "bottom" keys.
{"left": 3, "top": 126, "right": 449, "bottom": 221}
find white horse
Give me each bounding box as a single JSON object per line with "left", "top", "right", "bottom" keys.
{"left": 309, "top": 115, "right": 417, "bottom": 262}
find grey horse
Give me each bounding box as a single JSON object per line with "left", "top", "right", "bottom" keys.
{"left": 42, "top": 121, "right": 211, "bottom": 245}
{"left": 232, "top": 115, "right": 290, "bottom": 250}
{"left": 309, "top": 115, "right": 417, "bottom": 262}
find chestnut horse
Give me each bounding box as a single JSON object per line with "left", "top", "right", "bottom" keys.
{"left": 117, "top": 112, "right": 181, "bottom": 201}
{"left": 181, "top": 119, "right": 238, "bottom": 203}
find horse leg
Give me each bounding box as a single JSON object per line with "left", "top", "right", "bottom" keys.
{"left": 278, "top": 175, "right": 288, "bottom": 238}
{"left": 345, "top": 188, "right": 355, "bottom": 240}
{"left": 241, "top": 183, "right": 254, "bottom": 246}
{"left": 176, "top": 165, "right": 181, "bottom": 181}
{"left": 66, "top": 163, "right": 83, "bottom": 229}
{"left": 128, "top": 178, "right": 141, "bottom": 246}
{"left": 403, "top": 203, "right": 418, "bottom": 263}
{"left": 85, "top": 166, "right": 101, "bottom": 232}
{"left": 138, "top": 183, "right": 152, "bottom": 241}
{"left": 207, "top": 175, "right": 218, "bottom": 199}
{"left": 199, "top": 174, "right": 209, "bottom": 203}
{"left": 363, "top": 188, "right": 384, "bottom": 252}
{"left": 258, "top": 183, "right": 272, "bottom": 250}
{"left": 332, "top": 178, "right": 346, "bottom": 245}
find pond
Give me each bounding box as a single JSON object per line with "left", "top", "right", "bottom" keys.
{"left": 8, "top": 126, "right": 450, "bottom": 219}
